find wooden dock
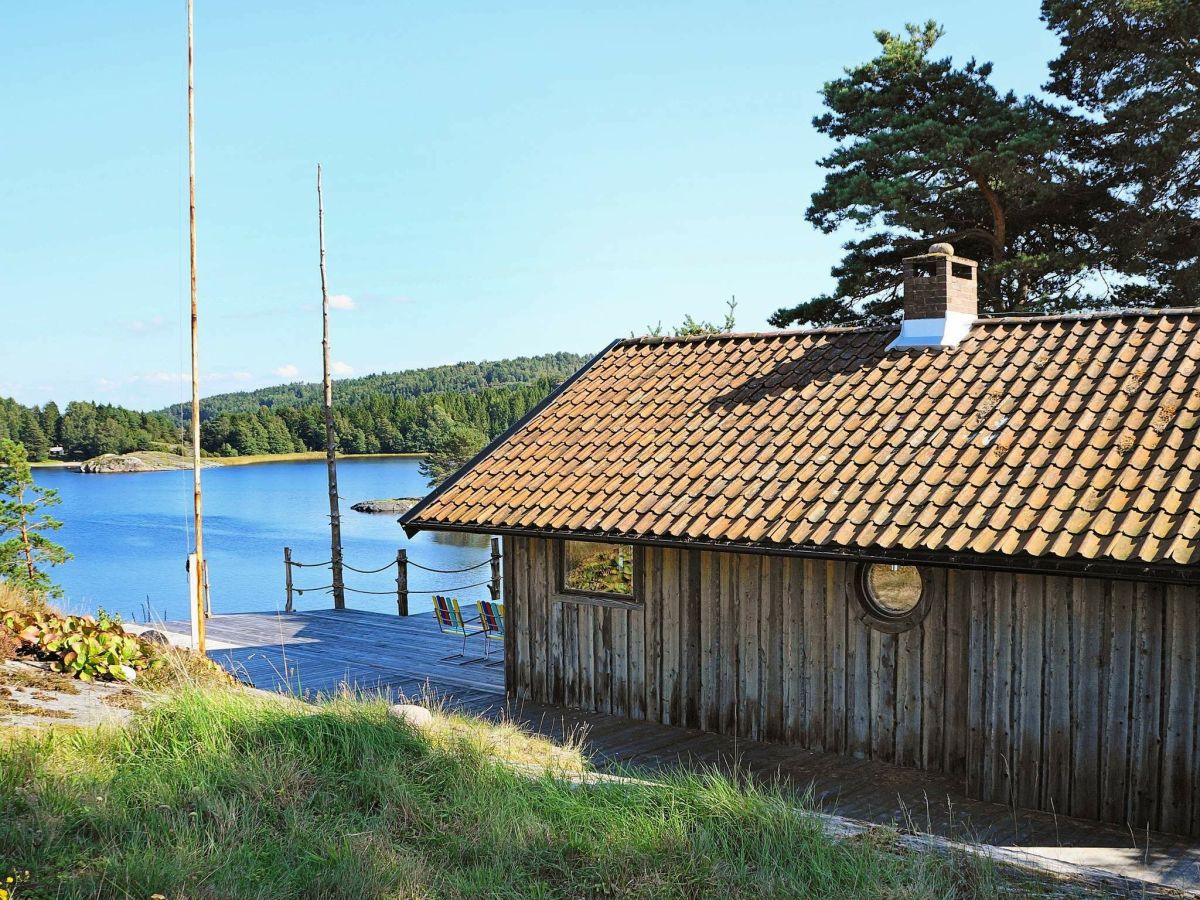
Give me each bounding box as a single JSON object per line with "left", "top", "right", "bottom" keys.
{"left": 162, "top": 608, "right": 1198, "bottom": 891}
{"left": 162, "top": 607, "right": 504, "bottom": 706}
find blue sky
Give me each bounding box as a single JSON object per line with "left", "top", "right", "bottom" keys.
{"left": 2, "top": 1, "right": 1059, "bottom": 410}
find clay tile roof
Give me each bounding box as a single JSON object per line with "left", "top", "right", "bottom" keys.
{"left": 402, "top": 309, "right": 1200, "bottom": 574}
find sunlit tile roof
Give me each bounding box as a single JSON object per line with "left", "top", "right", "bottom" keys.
{"left": 403, "top": 309, "right": 1200, "bottom": 572}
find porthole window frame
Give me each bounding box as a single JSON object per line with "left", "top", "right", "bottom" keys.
{"left": 854, "top": 562, "right": 931, "bottom": 633}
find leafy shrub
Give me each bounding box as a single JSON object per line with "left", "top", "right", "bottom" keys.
{"left": 0, "top": 607, "right": 165, "bottom": 682}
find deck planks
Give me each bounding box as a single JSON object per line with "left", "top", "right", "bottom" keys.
{"left": 163, "top": 607, "right": 505, "bottom": 700}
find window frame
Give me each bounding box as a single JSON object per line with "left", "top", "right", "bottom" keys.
{"left": 854, "top": 562, "right": 931, "bottom": 633}
{"left": 555, "top": 539, "right": 643, "bottom": 608}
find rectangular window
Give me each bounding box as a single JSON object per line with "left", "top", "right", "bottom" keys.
{"left": 561, "top": 540, "right": 637, "bottom": 599}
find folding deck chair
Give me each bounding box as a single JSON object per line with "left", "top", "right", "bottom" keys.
{"left": 475, "top": 599, "right": 505, "bottom": 667}
{"left": 432, "top": 594, "right": 484, "bottom": 663}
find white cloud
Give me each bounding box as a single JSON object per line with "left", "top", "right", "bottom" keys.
{"left": 126, "top": 370, "right": 253, "bottom": 386}
{"left": 128, "top": 316, "right": 168, "bottom": 335}
{"left": 274, "top": 363, "right": 300, "bottom": 379}
{"left": 329, "top": 294, "right": 356, "bottom": 310}
{"left": 331, "top": 361, "right": 354, "bottom": 376}
{"left": 130, "top": 371, "right": 186, "bottom": 384}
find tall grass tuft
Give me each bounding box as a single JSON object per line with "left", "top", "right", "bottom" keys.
{"left": 1, "top": 686, "right": 1036, "bottom": 898}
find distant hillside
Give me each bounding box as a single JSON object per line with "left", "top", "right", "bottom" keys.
{"left": 162, "top": 353, "right": 590, "bottom": 421}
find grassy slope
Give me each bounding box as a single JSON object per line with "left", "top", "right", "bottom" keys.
{"left": 0, "top": 685, "right": 1068, "bottom": 899}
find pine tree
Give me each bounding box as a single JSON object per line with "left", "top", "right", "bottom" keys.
{"left": 0, "top": 438, "right": 71, "bottom": 598}
{"left": 418, "top": 412, "right": 487, "bottom": 487}
{"left": 1043, "top": 0, "right": 1200, "bottom": 305}
{"left": 771, "top": 22, "right": 1116, "bottom": 328}
{"left": 18, "top": 412, "right": 50, "bottom": 461}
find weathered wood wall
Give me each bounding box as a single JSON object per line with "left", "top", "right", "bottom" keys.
{"left": 502, "top": 536, "right": 1200, "bottom": 836}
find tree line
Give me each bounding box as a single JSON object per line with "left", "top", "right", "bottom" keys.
{"left": 164, "top": 353, "right": 587, "bottom": 420}
{"left": 198, "top": 378, "right": 559, "bottom": 458}
{"left": 0, "top": 398, "right": 178, "bottom": 462}
{"left": 0, "top": 352, "right": 588, "bottom": 463}
{"left": 771, "top": 2, "right": 1200, "bottom": 327}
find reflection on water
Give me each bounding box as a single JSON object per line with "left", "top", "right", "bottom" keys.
{"left": 33, "top": 458, "right": 496, "bottom": 622}
{"left": 428, "top": 530, "right": 491, "bottom": 549}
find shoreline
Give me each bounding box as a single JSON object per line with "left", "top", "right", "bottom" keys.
{"left": 32, "top": 451, "right": 425, "bottom": 472}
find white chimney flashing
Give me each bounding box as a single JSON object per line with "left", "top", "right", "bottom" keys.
{"left": 887, "top": 310, "right": 976, "bottom": 350}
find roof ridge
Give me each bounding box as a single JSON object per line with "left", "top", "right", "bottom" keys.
{"left": 617, "top": 324, "right": 895, "bottom": 346}
{"left": 616, "top": 306, "right": 1200, "bottom": 347}
{"left": 977, "top": 306, "right": 1200, "bottom": 325}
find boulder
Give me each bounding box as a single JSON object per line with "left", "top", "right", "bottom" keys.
{"left": 388, "top": 703, "right": 434, "bottom": 729}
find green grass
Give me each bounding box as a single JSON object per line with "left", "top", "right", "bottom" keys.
{"left": 0, "top": 686, "right": 1053, "bottom": 898}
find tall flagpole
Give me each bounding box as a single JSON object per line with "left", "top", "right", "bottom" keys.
{"left": 187, "top": 0, "right": 206, "bottom": 653}
{"left": 317, "top": 164, "right": 346, "bottom": 610}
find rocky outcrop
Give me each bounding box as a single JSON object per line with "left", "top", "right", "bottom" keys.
{"left": 79, "top": 452, "right": 215, "bottom": 473}
{"left": 350, "top": 497, "right": 421, "bottom": 514}
{"left": 80, "top": 454, "right": 153, "bottom": 473}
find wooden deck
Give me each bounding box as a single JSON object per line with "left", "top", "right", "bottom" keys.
{"left": 163, "top": 607, "right": 504, "bottom": 706}
{"left": 163, "top": 608, "right": 1199, "bottom": 892}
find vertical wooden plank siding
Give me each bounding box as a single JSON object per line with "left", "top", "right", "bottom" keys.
{"left": 965, "top": 569, "right": 989, "bottom": 797}
{"left": 803, "top": 560, "right": 827, "bottom": 751}
{"left": 506, "top": 538, "right": 1200, "bottom": 836}
{"left": 683, "top": 550, "right": 703, "bottom": 729}
{"left": 942, "top": 568, "right": 970, "bottom": 779}
{"left": 660, "top": 548, "right": 681, "bottom": 726}
{"left": 699, "top": 551, "right": 720, "bottom": 732}
{"left": 846, "top": 564, "right": 872, "bottom": 758}
{"left": 1129, "top": 582, "right": 1165, "bottom": 830}
{"left": 737, "top": 553, "right": 761, "bottom": 739}
{"left": 985, "top": 572, "right": 1014, "bottom": 806}
{"left": 920, "top": 567, "right": 947, "bottom": 772}
{"left": 1069, "top": 577, "right": 1104, "bottom": 821}
{"left": 1013, "top": 574, "right": 1044, "bottom": 811}
{"left": 1161, "top": 586, "right": 1197, "bottom": 835}
{"left": 825, "top": 561, "right": 849, "bottom": 754}
{"left": 1099, "top": 580, "right": 1133, "bottom": 825}
{"left": 502, "top": 536, "right": 519, "bottom": 698}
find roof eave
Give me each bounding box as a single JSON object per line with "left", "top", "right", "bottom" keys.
{"left": 404, "top": 520, "right": 1200, "bottom": 586}
{"left": 399, "top": 338, "right": 625, "bottom": 538}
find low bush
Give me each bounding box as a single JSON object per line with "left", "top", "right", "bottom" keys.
{"left": 0, "top": 607, "right": 164, "bottom": 683}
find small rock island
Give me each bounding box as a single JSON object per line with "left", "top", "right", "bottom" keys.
{"left": 79, "top": 452, "right": 217, "bottom": 473}
{"left": 350, "top": 497, "right": 421, "bottom": 514}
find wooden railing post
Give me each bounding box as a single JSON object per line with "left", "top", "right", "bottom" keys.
{"left": 489, "top": 537, "right": 501, "bottom": 604}
{"left": 284, "top": 546, "right": 294, "bottom": 613}
{"left": 396, "top": 548, "right": 408, "bottom": 617}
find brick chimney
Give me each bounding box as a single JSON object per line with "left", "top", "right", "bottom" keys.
{"left": 887, "top": 242, "right": 978, "bottom": 349}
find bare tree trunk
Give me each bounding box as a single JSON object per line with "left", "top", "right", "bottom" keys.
{"left": 16, "top": 486, "right": 35, "bottom": 581}
{"left": 187, "top": 0, "right": 206, "bottom": 651}
{"left": 971, "top": 169, "right": 1008, "bottom": 308}
{"left": 317, "top": 164, "right": 346, "bottom": 610}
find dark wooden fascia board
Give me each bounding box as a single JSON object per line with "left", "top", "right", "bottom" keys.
{"left": 402, "top": 521, "right": 1200, "bottom": 587}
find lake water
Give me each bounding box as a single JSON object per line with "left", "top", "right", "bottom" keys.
{"left": 32, "top": 457, "right": 493, "bottom": 623}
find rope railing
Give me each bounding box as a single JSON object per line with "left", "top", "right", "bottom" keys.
{"left": 343, "top": 560, "right": 399, "bottom": 575}
{"left": 406, "top": 558, "right": 492, "bottom": 574}
{"left": 283, "top": 539, "right": 502, "bottom": 617}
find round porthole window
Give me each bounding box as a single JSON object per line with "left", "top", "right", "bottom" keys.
{"left": 856, "top": 563, "right": 929, "bottom": 632}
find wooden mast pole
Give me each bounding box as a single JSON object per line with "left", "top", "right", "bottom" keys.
{"left": 187, "top": 0, "right": 206, "bottom": 653}
{"left": 317, "top": 165, "right": 346, "bottom": 610}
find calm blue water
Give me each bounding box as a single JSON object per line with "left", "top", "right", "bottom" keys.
{"left": 33, "top": 458, "right": 491, "bottom": 622}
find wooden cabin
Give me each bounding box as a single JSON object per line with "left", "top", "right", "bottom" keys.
{"left": 402, "top": 245, "right": 1200, "bottom": 837}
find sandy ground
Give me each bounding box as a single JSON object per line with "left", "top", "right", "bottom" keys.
{"left": 0, "top": 659, "right": 143, "bottom": 729}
